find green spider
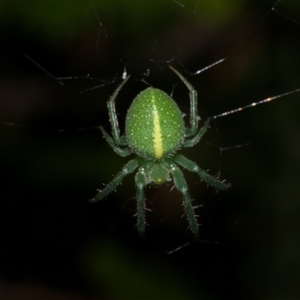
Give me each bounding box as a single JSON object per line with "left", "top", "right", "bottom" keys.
{"left": 90, "top": 66, "right": 230, "bottom": 236}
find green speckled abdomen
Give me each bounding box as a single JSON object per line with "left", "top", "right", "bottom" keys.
{"left": 125, "top": 88, "right": 185, "bottom": 159}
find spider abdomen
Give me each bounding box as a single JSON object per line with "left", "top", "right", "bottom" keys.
{"left": 125, "top": 88, "right": 185, "bottom": 159}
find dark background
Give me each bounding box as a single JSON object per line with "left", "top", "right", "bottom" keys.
{"left": 1, "top": 1, "right": 300, "bottom": 299}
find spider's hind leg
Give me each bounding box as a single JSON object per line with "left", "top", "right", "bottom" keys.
{"left": 135, "top": 169, "right": 147, "bottom": 236}
{"left": 169, "top": 163, "right": 199, "bottom": 236}
{"left": 175, "top": 154, "right": 230, "bottom": 190}
{"left": 90, "top": 159, "right": 139, "bottom": 203}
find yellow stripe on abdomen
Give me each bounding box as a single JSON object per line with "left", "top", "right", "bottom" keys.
{"left": 152, "top": 101, "right": 163, "bottom": 159}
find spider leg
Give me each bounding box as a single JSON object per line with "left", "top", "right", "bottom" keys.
{"left": 135, "top": 169, "right": 147, "bottom": 236}
{"left": 175, "top": 154, "right": 230, "bottom": 190}
{"left": 169, "top": 66, "right": 198, "bottom": 137}
{"left": 169, "top": 163, "right": 199, "bottom": 236}
{"left": 90, "top": 159, "right": 139, "bottom": 203}
{"left": 107, "top": 75, "right": 131, "bottom": 146}
{"left": 183, "top": 118, "right": 210, "bottom": 148}
{"left": 100, "top": 126, "right": 132, "bottom": 157}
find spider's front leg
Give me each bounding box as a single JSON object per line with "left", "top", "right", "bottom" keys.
{"left": 100, "top": 126, "right": 131, "bottom": 157}
{"left": 169, "top": 65, "right": 198, "bottom": 137}
{"left": 90, "top": 159, "right": 139, "bottom": 203}
{"left": 135, "top": 169, "right": 147, "bottom": 236}
{"left": 183, "top": 118, "right": 210, "bottom": 148}
{"left": 100, "top": 76, "right": 132, "bottom": 156}
{"left": 107, "top": 75, "right": 130, "bottom": 146}
{"left": 169, "top": 163, "right": 199, "bottom": 236}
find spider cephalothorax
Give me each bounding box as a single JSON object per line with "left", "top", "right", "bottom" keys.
{"left": 90, "top": 66, "right": 230, "bottom": 236}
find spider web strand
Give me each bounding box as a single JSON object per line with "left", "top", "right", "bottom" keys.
{"left": 212, "top": 88, "right": 300, "bottom": 119}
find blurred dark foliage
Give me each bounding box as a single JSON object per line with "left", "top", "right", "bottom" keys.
{"left": 1, "top": 1, "right": 300, "bottom": 299}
